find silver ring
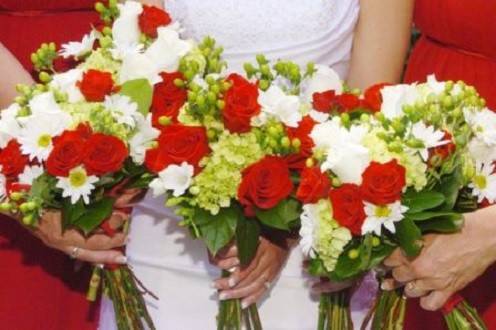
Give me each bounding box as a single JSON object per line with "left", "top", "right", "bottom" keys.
{"left": 69, "top": 247, "right": 80, "bottom": 259}
{"left": 263, "top": 281, "right": 272, "bottom": 290}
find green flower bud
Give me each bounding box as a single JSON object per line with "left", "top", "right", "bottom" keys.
{"left": 332, "top": 177, "right": 342, "bottom": 188}
{"left": 258, "top": 80, "right": 270, "bottom": 91}
{"left": 196, "top": 95, "right": 206, "bottom": 107}
{"left": 189, "top": 186, "right": 200, "bottom": 195}
{"left": 207, "top": 92, "right": 217, "bottom": 104}
{"left": 10, "top": 192, "right": 23, "bottom": 202}
{"left": 340, "top": 113, "right": 351, "bottom": 126}
{"left": 39, "top": 71, "right": 51, "bottom": 83}
{"left": 14, "top": 96, "right": 26, "bottom": 105}
{"left": 348, "top": 249, "right": 359, "bottom": 260}
{"left": 95, "top": 2, "right": 106, "bottom": 13}
{"left": 260, "top": 64, "right": 271, "bottom": 76}
{"left": 17, "top": 107, "right": 30, "bottom": 117}
{"left": 268, "top": 126, "right": 279, "bottom": 137}
{"left": 243, "top": 63, "right": 256, "bottom": 76}
{"left": 256, "top": 54, "right": 268, "bottom": 65}
{"left": 207, "top": 129, "right": 216, "bottom": 140}
{"left": 22, "top": 213, "right": 35, "bottom": 226}
{"left": 102, "top": 26, "right": 112, "bottom": 36}
{"left": 445, "top": 80, "right": 454, "bottom": 92}
{"left": 216, "top": 100, "right": 225, "bottom": 110}
{"left": 305, "top": 158, "right": 315, "bottom": 168}
{"left": 281, "top": 136, "right": 291, "bottom": 148}
{"left": 19, "top": 203, "right": 31, "bottom": 214}
{"left": 442, "top": 95, "right": 453, "bottom": 108}
{"left": 158, "top": 116, "right": 172, "bottom": 126}
{"left": 0, "top": 202, "right": 12, "bottom": 212}
{"left": 291, "top": 138, "right": 301, "bottom": 149}
{"left": 372, "top": 237, "right": 381, "bottom": 247}
{"left": 360, "top": 113, "right": 370, "bottom": 122}
{"left": 174, "top": 78, "right": 185, "bottom": 88}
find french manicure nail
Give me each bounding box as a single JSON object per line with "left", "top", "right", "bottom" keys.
{"left": 228, "top": 267, "right": 237, "bottom": 273}
{"left": 219, "top": 292, "right": 229, "bottom": 300}
{"left": 116, "top": 256, "right": 128, "bottom": 264}
{"left": 381, "top": 281, "right": 391, "bottom": 291}
{"left": 210, "top": 282, "right": 219, "bottom": 289}
{"left": 228, "top": 277, "right": 237, "bottom": 288}
{"left": 241, "top": 301, "right": 249, "bottom": 309}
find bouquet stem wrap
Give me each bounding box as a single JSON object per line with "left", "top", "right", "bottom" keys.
{"left": 317, "top": 290, "right": 353, "bottom": 330}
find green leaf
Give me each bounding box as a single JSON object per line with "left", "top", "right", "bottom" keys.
{"left": 436, "top": 166, "right": 464, "bottom": 211}
{"left": 395, "top": 217, "right": 423, "bottom": 257}
{"left": 62, "top": 198, "right": 86, "bottom": 229}
{"left": 128, "top": 173, "right": 156, "bottom": 189}
{"left": 29, "top": 174, "right": 59, "bottom": 207}
{"left": 402, "top": 190, "right": 445, "bottom": 213}
{"left": 120, "top": 79, "right": 153, "bottom": 116}
{"left": 418, "top": 215, "right": 464, "bottom": 234}
{"left": 409, "top": 211, "right": 461, "bottom": 221}
{"left": 235, "top": 217, "right": 261, "bottom": 266}
{"left": 307, "top": 258, "right": 328, "bottom": 278}
{"left": 72, "top": 197, "right": 115, "bottom": 235}
{"left": 194, "top": 207, "right": 239, "bottom": 255}
{"left": 368, "top": 243, "right": 396, "bottom": 270}
{"left": 255, "top": 199, "right": 301, "bottom": 231}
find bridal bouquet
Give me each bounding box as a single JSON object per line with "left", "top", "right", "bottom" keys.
{"left": 0, "top": 1, "right": 200, "bottom": 329}
{"left": 297, "top": 76, "right": 493, "bottom": 330}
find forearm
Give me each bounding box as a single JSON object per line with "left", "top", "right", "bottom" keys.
{"left": 347, "top": 0, "right": 414, "bottom": 89}
{"left": 0, "top": 43, "right": 34, "bottom": 108}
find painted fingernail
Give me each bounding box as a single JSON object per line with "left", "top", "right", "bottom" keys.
{"left": 115, "top": 256, "right": 128, "bottom": 264}
{"left": 228, "top": 277, "right": 237, "bottom": 288}
{"left": 228, "top": 267, "right": 237, "bottom": 273}
{"left": 219, "top": 292, "right": 229, "bottom": 300}
{"left": 241, "top": 300, "right": 250, "bottom": 309}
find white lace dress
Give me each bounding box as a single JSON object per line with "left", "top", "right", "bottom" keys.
{"left": 100, "top": 1, "right": 377, "bottom": 329}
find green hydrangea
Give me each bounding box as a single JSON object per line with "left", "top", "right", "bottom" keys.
{"left": 79, "top": 49, "right": 120, "bottom": 76}
{"left": 168, "top": 131, "right": 266, "bottom": 215}
{"left": 314, "top": 200, "right": 352, "bottom": 272}
{"left": 363, "top": 128, "right": 428, "bottom": 191}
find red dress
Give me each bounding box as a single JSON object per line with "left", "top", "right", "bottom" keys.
{"left": 404, "top": 0, "right": 496, "bottom": 329}
{"left": 0, "top": 2, "right": 100, "bottom": 329}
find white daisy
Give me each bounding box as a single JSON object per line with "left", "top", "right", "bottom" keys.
{"left": 18, "top": 165, "right": 44, "bottom": 185}
{"left": 18, "top": 112, "right": 72, "bottom": 162}
{"left": 0, "top": 103, "right": 22, "bottom": 148}
{"left": 362, "top": 201, "right": 409, "bottom": 236}
{"left": 59, "top": 31, "right": 97, "bottom": 59}
{"left": 129, "top": 114, "right": 160, "bottom": 165}
{"left": 149, "top": 162, "right": 194, "bottom": 197}
{"left": 464, "top": 108, "right": 496, "bottom": 146}
{"left": 299, "top": 203, "right": 320, "bottom": 258}
{"left": 410, "top": 122, "right": 449, "bottom": 161}
{"left": 469, "top": 161, "right": 496, "bottom": 204}
{"left": 50, "top": 69, "right": 84, "bottom": 103}
{"left": 56, "top": 166, "right": 98, "bottom": 204}
{"left": 104, "top": 94, "right": 140, "bottom": 128}
{"left": 258, "top": 85, "right": 302, "bottom": 128}
{"left": 27, "top": 92, "right": 63, "bottom": 116}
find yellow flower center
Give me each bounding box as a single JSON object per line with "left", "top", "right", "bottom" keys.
{"left": 69, "top": 169, "right": 87, "bottom": 188}
{"left": 474, "top": 175, "right": 487, "bottom": 190}
{"left": 37, "top": 134, "right": 52, "bottom": 148}
{"left": 375, "top": 205, "right": 392, "bottom": 218}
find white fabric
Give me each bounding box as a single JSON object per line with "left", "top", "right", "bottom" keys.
{"left": 100, "top": 1, "right": 370, "bottom": 329}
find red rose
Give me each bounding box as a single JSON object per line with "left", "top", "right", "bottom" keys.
{"left": 83, "top": 133, "right": 128, "bottom": 175}
{"left": 151, "top": 72, "right": 187, "bottom": 128}
{"left": 429, "top": 131, "right": 456, "bottom": 163}
{"left": 222, "top": 74, "right": 261, "bottom": 133}
{"left": 0, "top": 140, "right": 28, "bottom": 178}
{"left": 360, "top": 160, "right": 406, "bottom": 205}
{"left": 312, "top": 90, "right": 336, "bottom": 113}
{"left": 46, "top": 128, "right": 89, "bottom": 177}
{"left": 329, "top": 184, "right": 366, "bottom": 236}
{"left": 296, "top": 167, "right": 331, "bottom": 204}
{"left": 238, "top": 156, "right": 293, "bottom": 216}
{"left": 78, "top": 69, "right": 115, "bottom": 102}
{"left": 335, "top": 93, "right": 360, "bottom": 113}
{"left": 285, "top": 116, "right": 316, "bottom": 170}
{"left": 363, "top": 83, "right": 390, "bottom": 112}
{"left": 145, "top": 124, "right": 210, "bottom": 173}
{"left": 138, "top": 5, "right": 172, "bottom": 38}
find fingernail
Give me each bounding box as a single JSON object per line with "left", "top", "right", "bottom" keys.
{"left": 115, "top": 256, "right": 127, "bottom": 264}
{"left": 241, "top": 300, "right": 250, "bottom": 309}
{"left": 219, "top": 292, "right": 229, "bottom": 300}
{"left": 233, "top": 258, "right": 240, "bottom": 265}
{"left": 228, "top": 267, "right": 237, "bottom": 273}
{"left": 210, "top": 282, "right": 219, "bottom": 289}
{"left": 381, "top": 281, "right": 392, "bottom": 291}
{"left": 228, "top": 277, "right": 237, "bottom": 288}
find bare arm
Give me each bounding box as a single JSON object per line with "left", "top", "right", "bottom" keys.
{"left": 0, "top": 43, "right": 34, "bottom": 108}
{"left": 347, "top": 0, "right": 414, "bottom": 89}
{"left": 137, "top": 0, "right": 164, "bottom": 8}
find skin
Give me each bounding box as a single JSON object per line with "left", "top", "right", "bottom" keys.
{"left": 384, "top": 206, "right": 496, "bottom": 311}
{"left": 211, "top": 0, "right": 415, "bottom": 307}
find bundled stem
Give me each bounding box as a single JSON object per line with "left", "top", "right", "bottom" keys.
{"left": 217, "top": 271, "right": 262, "bottom": 330}
{"left": 443, "top": 296, "right": 487, "bottom": 330}
{"left": 317, "top": 290, "right": 353, "bottom": 330}
{"left": 369, "top": 288, "right": 405, "bottom": 330}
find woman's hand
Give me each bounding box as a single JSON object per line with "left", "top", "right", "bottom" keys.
{"left": 32, "top": 210, "right": 128, "bottom": 265}
{"left": 212, "top": 237, "right": 291, "bottom": 309}
{"left": 311, "top": 279, "right": 356, "bottom": 294}
{"left": 384, "top": 206, "right": 496, "bottom": 311}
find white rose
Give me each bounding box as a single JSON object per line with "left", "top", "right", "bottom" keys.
{"left": 28, "top": 92, "right": 63, "bottom": 116}
{"left": 119, "top": 53, "right": 161, "bottom": 85}
{"left": 380, "top": 84, "right": 419, "bottom": 120}
{"left": 301, "top": 65, "right": 343, "bottom": 103}
{"left": 50, "top": 69, "right": 84, "bottom": 103}
{"left": 145, "top": 26, "right": 193, "bottom": 73}
{"left": 112, "top": 1, "right": 143, "bottom": 53}
{"left": 149, "top": 162, "right": 194, "bottom": 197}
{"left": 258, "top": 85, "right": 302, "bottom": 127}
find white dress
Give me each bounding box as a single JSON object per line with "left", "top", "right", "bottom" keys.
{"left": 100, "top": 1, "right": 376, "bottom": 329}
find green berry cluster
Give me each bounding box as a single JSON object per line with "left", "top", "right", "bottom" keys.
{"left": 95, "top": 0, "right": 119, "bottom": 25}
{"left": 254, "top": 120, "right": 301, "bottom": 155}
{"left": 14, "top": 83, "right": 50, "bottom": 115}
{"left": 31, "top": 42, "right": 57, "bottom": 72}
{"left": 0, "top": 192, "right": 41, "bottom": 226}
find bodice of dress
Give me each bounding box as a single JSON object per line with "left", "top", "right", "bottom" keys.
{"left": 165, "top": 0, "right": 360, "bottom": 77}
{"left": 414, "top": 0, "right": 496, "bottom": 59}
{"left": 0, "top": 0, "right": 95, "bottom": 11}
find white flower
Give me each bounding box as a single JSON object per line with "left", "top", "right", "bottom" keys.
{"left": 119, "top": 53, "right": 162, "bottom": 85}
{"left": 59, "top": 31, "right": 97, "bottom": 59}
{"left": 112, "top": 1, "right": 143, "bottom": 56}
{"left": 129, "top": 114, "right": 160, "bottom": 165}
{"left": 18, "top": 112, "right": 72, "bottom": 162}
{"left": 104, "top": 95, "right": 140, "bottom": 128}
{"left": 311, "top": 118, "right": 370, "bottom": 184}
{"left": 468, "top": 137, "right": 496, "bottom": 164}
{"left": 18, "top": 165, "right": 44, "bottom": 185}
{"left": 308, "top": 109, "right": 329, "bottom": 123}
{"left": 362, "top": 201, "right": 409, "bottom": 236}
{"left": 426, "top": 75, "right": 446, "bottom": 95}
{"left": 258, "top": 85, "right": 302, "bottom": 127}
{"left": 145, "top": 26, "right": 193, "bottom": 73}
{"left": 56, "top": 166, "right": 98, "bottom": 204}
{"left": 380, "top": 84, "right": 419, "bottom": 120}
{"left": 410, "top": 122, "right": 449, "bottom": 161}
{"left": 469, "top": 161, "right": 496, "bottom": 204}
{"left": 149, "top": 162, "right": 194, "bottom": 197}
{"left": 299, "top": 203, "right": 320, "bottom": 258}
{"left": 301, "top": 65, "right": 343, "bottom": 103}
{"left": 464, "top": 108, "right": 496, "bottom": 146}
{"left": 28, "top": 92, "right": 63, "bottom": 116}
{"left": 0, "top": 172, "right": 6, "bottom": 200}
{"left": 0, "top": 103, "right": 22, "bottom": 148}
{"left": 50, "top": 69, "right": 84, "bottom": 103}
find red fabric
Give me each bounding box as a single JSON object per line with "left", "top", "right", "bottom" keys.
{"left": 404, "top": 1, "right": 496, "bottom": 329}
{"left": 0, "top": 1, "right": 100, "bottom": 329}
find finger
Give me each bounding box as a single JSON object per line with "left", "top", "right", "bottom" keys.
{"left": 219, "top": 273, "right": 269, "bottom": 300}
{"left": 84, "top": 232, "right": 127, "bottom": 250}
{"left": 107, "top": 211, "right": 129, "bottom": 230}
{"left": 65, "top": 246, "right": 127, "bottom": 265}
{"left": 312, "top": 280, "right": 354, "bottom": 294}
{"left": 404, "top": 280, "right": 430, "bottom": 298}
{"left": 383, "top": 248, "right": 408, "bottom": 268}
{"left": 420, "top": 290, "right": 453, "bottom": 311}
{"left": 214, "top": 257, "right": 240, "bottom": 271}
{"left": 114, "top": 189, "right": 145, "bottom": 208}
{"left": 228, "top": 256, "right": 268, "bottom": 291}
{"left": 241, "top": 287, "right": 266, "bottom": 309}
{"left": 392, "top": 266, "right": 416, "bottom": 283}
{"left": 380, "top": 278, "right": 403, "bottom": 291}
{"left": 213, "top": 268, "right": 240, "bottom": 290}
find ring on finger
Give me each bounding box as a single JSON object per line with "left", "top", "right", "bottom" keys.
{"left": 69, "top": 246, "right": 81, "bottom": 259}
{"left": 405, "top": 281, "right": 420, "bottom": 297}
